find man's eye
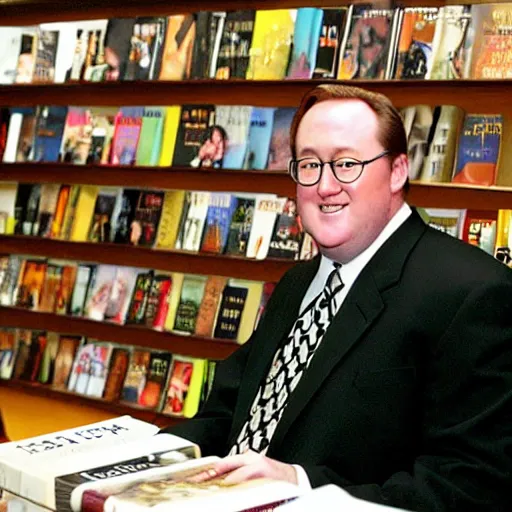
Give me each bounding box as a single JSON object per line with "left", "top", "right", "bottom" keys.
{"left": 300, "top": 161, "right": 320, "bottom": 170}
{"left": 336, "top": 160, "right": 357, "bottom": 169}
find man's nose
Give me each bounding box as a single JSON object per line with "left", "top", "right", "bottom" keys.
{"left": 317, "top": 163, "right": 343, "bottom": 196}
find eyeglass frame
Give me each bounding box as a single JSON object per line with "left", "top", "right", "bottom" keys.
{"left": 288, "top": 150, "right": 391, "bottom": 186}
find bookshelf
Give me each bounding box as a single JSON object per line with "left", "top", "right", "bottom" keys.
{"left": 1, "top": 0, "right": 511, "bottom": 436}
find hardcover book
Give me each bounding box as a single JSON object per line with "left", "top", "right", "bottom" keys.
{"left": 35, "top": 182, "right": 61, "bottom": 237}
{"left": 15, "top": 259, "right": 47, "bottom": 310}
{"left": 266, "top": 107, "right": 297, "bottom": 171}
{"left": 0, "top": 328, "right": 17, "bottom": 380}
{"left": 144, "top": 273, "right": 173, "bottom": 331}
{"left": 88, "top": 187, "right": 122, "bottom": 243}
{"left": 213, "top": 284, "right": 248, "bottom": 341}
{"left": 110, "top": 107, "right": 144, "bottom": 166}
{"left": 173, "top": 274, "right": 207, "bottom": 334}
{"left": 242, "top": 107, "right": 275, "bottom": 170}
{"left": 85, "top": 342, "right": 113, "bottom": 398}
{"left": 38, "top": 261, "right": 63, "bottom": 313}
{"left": 121, "top": 349, "right": 152, "bottom": 403}
{"left": 37, "top": 331, "right": 59, "bottom": 384}
{"left": 125, "top": 270, "right": 153, "bottom": 325}
{"left": 224, "top": 195, "right": 256, "bottom": 257}
{"left": 69, "top": 264, "right": 93, "bottom": 317}
{"left": 32, "top": 29, "right": 59, "bottom": 83}
{"left": 113, "top": 188, "right": 142, "bottom": 244}
{"left": 461, "top": 210, "right": 498, "bottom": 255}
{"left": 200, "top": 192, "right": 237, "bottom": 254}
{"left": 423, "top": 208, "right": 466, "bottom": 238}
{"left": 14, "top": 28, "right": 37, "bottom": 83}
{"left": 194, "top": 275, "right": 228, "bottom": 338}
{"left": 135, "top": 107, "right": 165, "bottom": 166}
{"left": 175, "top": 191, "right": 210, "bottom": 252}
{"left": 130, "top": 190, "right": 165, "bottom": 247}
{"left": 0, "top": 27, "right": 22, "bottom": 84}
{"left": 139, "top": 351, "right": 173, "bottom": 410}
{"left": 83, "top": 264, "right": 118, "bottom": 322}
{"left": 103, "top": 346, "right": 131, "bottom": 401}
{"left": 267, "top": 198, "right": 304, "bottom": 260}
{"left": 161, "top": 356, "right": 195, "bottom": 416}
{"left": 104, "top": 266, "right": 140, "bottom": 325}
{"left": 52, "top": 335, "right": 82, "bottom": 390}
{"left": 32, "top": 105, "right": 68, "bottom": 162}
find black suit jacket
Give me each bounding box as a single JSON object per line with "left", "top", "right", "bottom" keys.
{"left": 165, "top": 210, "right": 512, "bottom": 511}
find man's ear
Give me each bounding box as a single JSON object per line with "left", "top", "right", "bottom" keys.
{"left": 390, "top": 154, "right": 409, "bottom": 194}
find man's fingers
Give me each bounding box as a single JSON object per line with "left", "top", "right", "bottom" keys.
{"left": 222, "top": 464, "right": 263, "bottom": 485}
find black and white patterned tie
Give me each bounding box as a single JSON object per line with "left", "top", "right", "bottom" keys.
{"left": 230, "top": 263, "right": 344, "bottom": 455}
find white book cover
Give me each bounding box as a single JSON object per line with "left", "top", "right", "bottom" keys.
{"left": 423, "top": 207, "right": 466, "bottom": 239}
{"left": 246, "top": 195, "right": 285, "bottom": 259}
{"left": 0, "top": 182, "right": 18, "bottom": 234}
{"left": 0, "top": 416, "right": 197, "bottom": 511}
{"left": 39, "top": 22, "right": 78, "bottom": 83}
{"left": 67, "top": 341, "right": 94, "bottom": 394}
{"left": 0, "top": 27, "right": 22, "bottom": 84}
{"left": 84, "top": 342, "right": 113, "bottom": 398}
{"left": 177, "top": 191, "right": 210, "bottom": 252}
{"left": 3, "top": 113, "right": 23, "bottom": 163}
{"left": 83, "top": 264, "right": 118, "bottom": 321}
{"left": 104, "top": 266, "right": 140, "bottom": 325}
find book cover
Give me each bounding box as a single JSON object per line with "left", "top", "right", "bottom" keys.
{"left": 155, "top": 189, "right": 186, "bottom": 250}
{"left": 32, "top": 105, "right": 68, "bottom": 162}
{"left": 103, "top": 346, "right": 131, "bottom": 401}
{"left": 85, "top": 342, "right": 113, "bottom": 398}
{"left": 67, "top": 341, "right": 95, "bottom": 394}
{"left": 15, "top": 259, "right": 47, "bottom": 310}
{"left": 110, "top": 107, "right": 144, "bottom": 166}
{"left": 246, "top": 9, "right": 296, "bottom": 80}
{"left": 173, "top": 274, "right": 207, "bottom": 335}
{"left": 36, "top": 182, "right": 61, "bottom": 237}
{"left": 299, "top": 232, "right": 319, "bottom": 261}
{"left": 139, "top": 351, "right": 173, "bottom": 410}
{"left": 60, "top": 107, "right": 92, "bottom": 164}
{"left": 495, "top": 209, "right": 512, "bottom": 266}
{"left": 52, "top": 335, "right": 82, "bottom": 390}
{"left": 0, "top": 255, "right": 23, "bottom": 307}
{"left": 242, "top": 107, "right": 275, "bottom": 170}
{"left": 267, "top": 198, "right": 304, "bottom": 260}
{"left": 0, "top": 27, "right": 22, "bottom": 84}
{"left": 144, "top": 274, "right": 173, "bottom": 331}
{"left": 161, "top": 356, "right": 194, "bottom": 416}
{"left": 121, "top": 349, "right": 152, "bottom": 403}
{"left": 10, "top": 107, "right": 37, "bottom": 163}
{"left": 194, "top": 275, "right": 227, "bottom": 338}
{"left": 135, "top": 107, "right": 165, "bottom": 166}
{"left": 21, "top": 330, "right": 47, "bottom": 382}
{"left": 159, "top": 14, "right": 197, "bottom": 80}
{"left": 163, "top": 272, "right": 184, "bottom": 333}
{"left": 14, "top": 183, "right": 41, "bottom": 236}
{"left": 38, "top": 261, "right": 63, "bottom": 313}
{"left": 337, "top": 5, "right": 396, "bottom": 80}
{"left": 423, "top": 208, "right": 466, "bottom": 238}
{"left": 200, "top": 193, "right": 237, "bottom": 254}
{"left": 112, "top": 188, "right": 141, "bottom": 244}
{"left": 172, "top": 104, "right": 216, "bottom": 167}
{"left": 104, "top": 266, "right": 140, "bottom": 325}
{"left": 0, "top": 328, "right": 17, "bottom": 380}
{"left": 452, "top": 114, "right": 502, "bottom": 186}
{"left": 266, "top": 107, "right": 297, "bottom": 171}
{"left": 32, "top": 29, "right": 59, "bottom": 83}
{"left": 224, "top": 195, "right": 256, "bottom": 257}
{"left": 313, "top": 8, "right": 349, "bottom": 78}
{"left": 125, "top": 270, "right": 153, "bottom": 325}
{"left": 213, "top": 285, "right": 249, "bottom": 341}
{"left": 462, "top": 210, "right": 498, "bottom": 255}
{"left": 427, "top": 5, "right": 472, "bottom": 80}
{"left": 88, "top": 187, "right": 122, "bottom": 243}
{"left": 11, "top": 329, "right": 33, "bottom": 380}
{"left": 130, "top": 190, "right": 165, "bottom": 247}
{"left": 287, "top": 8, "right": 324, "bottom": 79}
{"left": 0, "top": 108, "right": 11, "bottom": 163}
{"left": 54, "top": 263, "right": 78, "bottom": 315}
{"left": 37, "top": 331, "right": 60, "bottom": 384}
{"left": 69, "top": 185, "right": 100, "bottom": 242}
{"left": 393, "top": 7, "right": 439, "bottom": 79}
{"left": 158, "top": 106, "right": 181, "bottom": 166}
{"left": 123, "top": 17, "right": 167, "bottom": 81}
{"left": 69, "top": 264, "right": 93, "bottom": 316}
{"left": 50, "top": 184, "right": 71, "bottom": 239}
{"left": 14, "top": 28, "right": 37, "bottom": 83}
{"left": 214, "top": 10, "right": 255, "bottom": 79}
{"left": 81, "top": 23, "right": 111, "bottom": 81}
{"left": 58, "top": 184, "right": 81, "bottom": 240}
{"left": 175, "top": 191, "right": 210, "bottom": 252}
{"left": 84, "top": 264, "right": 118, "bottom": 322}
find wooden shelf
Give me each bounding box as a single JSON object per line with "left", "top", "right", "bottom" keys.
{"left": 0, "top": 79, "right": 511, "bottom": 113}
{"left": 1, "top": 163, "right": 510, "bottom": 209}
{"left": 0, "top": 235, "right": 295, "bottom": 282}
{"left": 0, "top": 307, "right": 239, "bottom": 360}
{"left": 0, "top": 378, "right": 184, "bottom": 428}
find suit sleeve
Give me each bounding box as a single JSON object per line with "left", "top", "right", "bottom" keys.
{"left": 303, "top": 280, "right": 512, "bottom": 512}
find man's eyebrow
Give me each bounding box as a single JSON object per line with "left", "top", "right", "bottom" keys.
{"left": 297, "top": 146, "right": 358, "bottom": 156}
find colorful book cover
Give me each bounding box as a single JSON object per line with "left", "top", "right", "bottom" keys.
{"left": 214, "top": 105, "right": 253, "bottom": 169}
{"left": 159, "top": 14, "right": 197, "bottom": 80}
{"left": 423, "top": 208, "right": 466, "bottom": 238}
{"left": 135, "top": 107, "right": 165, "bottom": 166}
{"left": 32, "top": 29, "right": 59, "bottom": 83}
{"left": 158, "top": 106, "right": 181, "bottom": 166}
{"left": 172, "top": 104, "right": 216, "bottom": 167}
{"left": 35, "top": 183, "right": 61, "bottom": 237}
{"left": 110, "top": 107, "right": 144, "bottom": 166}
{"left": 123, "top": 17, "right": 167, "bottom": 80}
{"left": 69, "top": 264, "right": 93, "bottom": 317}
{"left": 11, "top": 329, "right": 32, "bottom": 380}
{"left": 9, "top": 107, "right": 37, "bottom": 163}
{"left": 213, "top": 285, "right": 248, "bottom": 341}
{"left": 161, "top": 356, "right": 194, "bottom": 416}
{"left": 15, "top": 259, "right": 47, "bottom": 310}
{"left": 113, "top": 188, "right": 141, "bottom": 244}
{"left": 139, "top": 351, "right": 172, "bottom": 410}
{"left": 84, "top": 264, "right": 118, "bottom": 321}
{"left": 173, "top": 274, "right": 207, "bottom": 335}
{"left": 452, "top": 114, "right": 502, "bottom": 186}
{"left": 461, "top": 210, "right": 498, "bottom": 255}
{"left": 52, "top": 335, "right": 82, "bottom": 390}
{"left": 162, "top": 272, "right": 184, "bottom": 332}
{"left": 32, "top": 106, "right": 68, "bottom": 162}
{"left": 100, "top": 18, "right": 135, "bottom": 81}
{"left": 69, "top": 185, "right": 99, "bottom": 242}
{"left": 50, "top": 185, "right": 71, "bottom": 239}
{"left": 144, "top": 274, "right": 173, "bottom": 331}
{"left": 104, "top": 266, "right": 140, "bottom": 325}
{"left": 87, "top": 107, "right": 118, "bottom": 164}
{"left": 242, "top": 107, "right": 275, "bottom": 170}
{"left": 58, "top": 185, "right": 80, "bottom": 240}
{"left": 155, "top": 189, "right": 186, "bottom": 250}
{"left": 103, "top": 346, "right": 131, "bottom": 401}
{"left": 0, "top": 256, "right": 23, "bottom": 307}
{"left": 287, "top": 8, "right": 324, "bottom": 79}
{"left": 121, "top": 349, "right": 151, "bottom": 403}
{"left": 130, "top": 190, "right": 165, "bottom": 247}
{"left": 191, "top": 11, "right": 226, "bottom": 79}
{"left": 175, "top": 191, "right": 210, "bottom": 252}
{"left": 0, "top": 328, "right": 17, "bottom": 380}
{"left": 38, "top": 262, "right": 63, "bottom": 313}
{"left": 267, "top": 198, "right": 304, "bottom": 260}
{"left": 313, "top": 8, "right": 349, "bottom": 78}
{"left": 419, "top": 105, "right": 464, "bottom": 183}
{"left": 67, "top": 342, "right": 95, "bottom": 394}
{"left": 214, "top": 10, "right": 255, "bottom": 79}
{"left": 338, "top": 5, "right": 396, "bottom": 80}
{"left": 54, "top": 263, "right": 78, "bottom": 315}
{"left": 495, "top": 209, "right": 512, "bottom": 266}
{"left": 88, "top": 187, "right": 121, "bottom": 243}
{"left": 200, "top": 193, "right": 237, "bottom": 254}
{"left": 14, "top": 183, "right": 40, "bottom": 236}
{"left": 266, "top": 107, "right": 297, "bottom": 171}
{"left": 224, "top": 196, "right": 256, "bottom": 257}
{"left": 38, "top": 331, "right": 60, "bottom": 384}
{"left": 246, "top": 9, "right": 296, "bottom": 80}
{"left": 427, "top": 5, "right": 472, "bottom": 80}
{"left": 59, "top": 107, "right": 92, "bottom": 164}
{"left": 125, "top": 270, "right": 153, "bottom": 325}
{"left": 81, "top": 23, "right": 111, "bottom": 81}
{"left": 394, "top": 7, "right": 439, "bottom": 79}
{"left": 194, "top": 275, "right": 227, "bottom": 338}
{"left": 468, "top": 3, "right": 512, "bottom": 79}
{"left": 85, "top": 343, "right": 113, "bottom": 398}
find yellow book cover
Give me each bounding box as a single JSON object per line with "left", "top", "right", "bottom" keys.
{"left": 155, "top": 190, "right": 186, "bottom": 249}
{"left": 0, "top": 182, "right": 18, "bottom": 234}
{"left": 163, "top": 272, "right": 185, "bottom": 332}
{"left": 246, "top": 9, "right": 296, "bottom": 80}
{"left": 495, "top": 209, "right": 512, "bottom": 266}
{"left": 495, "top": 114, "right": 512, "bottom": 188}
{"left": 228, "top": 278, "right": 264, "bottom": 345}
{"left": 183, "top": 358, "right": 207, "bottom": 418}
{"left": 159, "top": 106, "right": 181, "bottom": 167}
{"left": 69, "top": 185, "right": 99, "bottom": 242}
{"left": 58, "top": 184, "right": 80, "bottom": 240}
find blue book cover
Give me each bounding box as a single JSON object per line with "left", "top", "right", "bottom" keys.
{"left": 452, "top": 114, "right": 502, "bottom": 186}
{"left": 200, "top": 192, "right": 237, "bottom": 254}
{"left": 243, "top": 107, "right": 275, "bottom": 170}
{"left": 287, "top": 8, "right": 324, "bottom": 79}
{"left": 267, "top": 107, "right": 297, "bottom": 171}
{"left": 32, "top": 106, "right": 68, "bottom": 162}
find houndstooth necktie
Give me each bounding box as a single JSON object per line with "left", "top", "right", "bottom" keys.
{"left": 229, "top": 263, "right": 344, "bottom": 455}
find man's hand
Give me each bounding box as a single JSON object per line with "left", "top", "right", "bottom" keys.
{"left": 190, "top": 451, "right": 298, "bottom": 486}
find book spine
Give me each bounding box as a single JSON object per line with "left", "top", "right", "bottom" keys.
{"left": 80, "top": 490, "right": 105, "bottom": 512}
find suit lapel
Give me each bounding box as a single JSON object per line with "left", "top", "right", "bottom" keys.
{"left": 268, "top": 210, "right": 427, "bottom": 453}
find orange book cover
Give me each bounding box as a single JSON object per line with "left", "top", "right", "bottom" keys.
{"left": 194, "top": 275, "right": 227, "bottom": 337}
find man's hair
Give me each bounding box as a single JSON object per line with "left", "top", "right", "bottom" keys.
{"left": 290, "top": 84, "right": 410, "bottom": 193}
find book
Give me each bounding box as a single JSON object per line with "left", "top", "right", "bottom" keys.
{"left": 110, "top": 107, "right": 144, "bottom": 166}
{"left": 242, "top": 107, "right": 275, "bottom": 170}
{"left": 144, "top": 274, "right": 173, "bottom": 331}
{"left": 88, "top": 187, "right": 122, "bottom": 243}
{"left": 495, "top": 209, "right": 512, "bottom": 267}
{"left": 104, "top": 266, "right": 139, "bottom": 325}
{"left": 423, "top": 208, "right": 466, "bottom": 238}
{"left": 15, "top": 259, "right": 47, "bottom": 311}
{"left": 103, "top": 346, "right": 131, "bottom": 401}
{"left": 266, "top": 108, "right": 297, "bottom": 171}
{"left": 135, "top": 107, "right": 165, "bottom": 167}
{"left": 158, "top": 106, "right": 181, "bottom": 166}
{"left": 0, "top": 182, "right": 18, "bottom": 235}
{"left": 125, "top": 271, "right": 153, "bottom": 325}
{"left": 32, "top": 29, "right": 59, "bottom": 83}
{"left": 85, "top": 342, "right": 113, "bottom": 398}
{"left": 173, "top": 274, "right": 207, "bottom": 334}
{"left": 113, "top": 189, "right": 142, "bottom": 244}
{"left": 161, "top": 355, "right": 195, "bottom": 417}
{"left": 174, "top": 191, "right": 210, "bottom": 252}
{"left": 69, "top": 185, "right": 100, "bottom": 242}
{"left": 130, "top": 190, "right": 165, "bottom": 247}
{"left": 0, "top": 27, "right": 22, "bottom": 84}
{"left": 32, "top": 105, "right": 68, "bottom": 162}
{"left": 38, "top": 261, "right": 63, "bottom": 313}
{"left": 154, "top": 190, "right": 186, "bottom": 250}
{"left": 69, "top": 264, "right": 93, "bottom": 317}
{"left": 36, "top": 183, "right": 61, "bottom": 237}
{"left": 194, "top": 275, "right": 228, "bottom": 338}
{"left": 121, "top": 349, "right": 152, "bottom": 404}
{"left": 461, "top": 209, "right": 498, "bottom": 255}
{"left": 83, "top": 265, "right": 118, "bottom": 321}
{"left": 14, "top": 28, "right": 37, "bottom": 84}
{"left": 138, "top": 351, "right": 173, "bottom": 410}
{"left": 267, "top": 198, "right": 304, "bottom": 260}
{"left": 224, "top": 195, "right": 256, "bottom": 257}
{"left": 0, "top": 328, "right": 17, "bottom": 380}
{"left": 52, "top": 335, "right": 82, "bottom": 390}
{"left": 213, "top": 284, "right": 248, "bottom": 341}
{"left": 54, "top": 263, "right": 78, "bottom": 315}
{"left": 200, "top": 193, "right": 237, "bottom": 254}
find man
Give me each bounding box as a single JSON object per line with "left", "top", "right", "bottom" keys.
{"left": 164, "top": 84, "right": 512, "bottom": 511}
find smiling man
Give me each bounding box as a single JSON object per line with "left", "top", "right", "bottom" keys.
{"left": 164, "top": 85, "right": 512, "bottom": 511}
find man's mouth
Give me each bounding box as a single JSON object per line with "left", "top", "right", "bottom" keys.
{"left": 319, "top": 204, "right": 345, "bottom": 213}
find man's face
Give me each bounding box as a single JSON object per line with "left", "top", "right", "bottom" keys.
{"left": 295, "top": 98, "right": 406, "bottom": 263}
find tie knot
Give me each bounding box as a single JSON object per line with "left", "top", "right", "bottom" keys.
{"left": 326, "top": 263, "right": 343, "bottom": 295}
